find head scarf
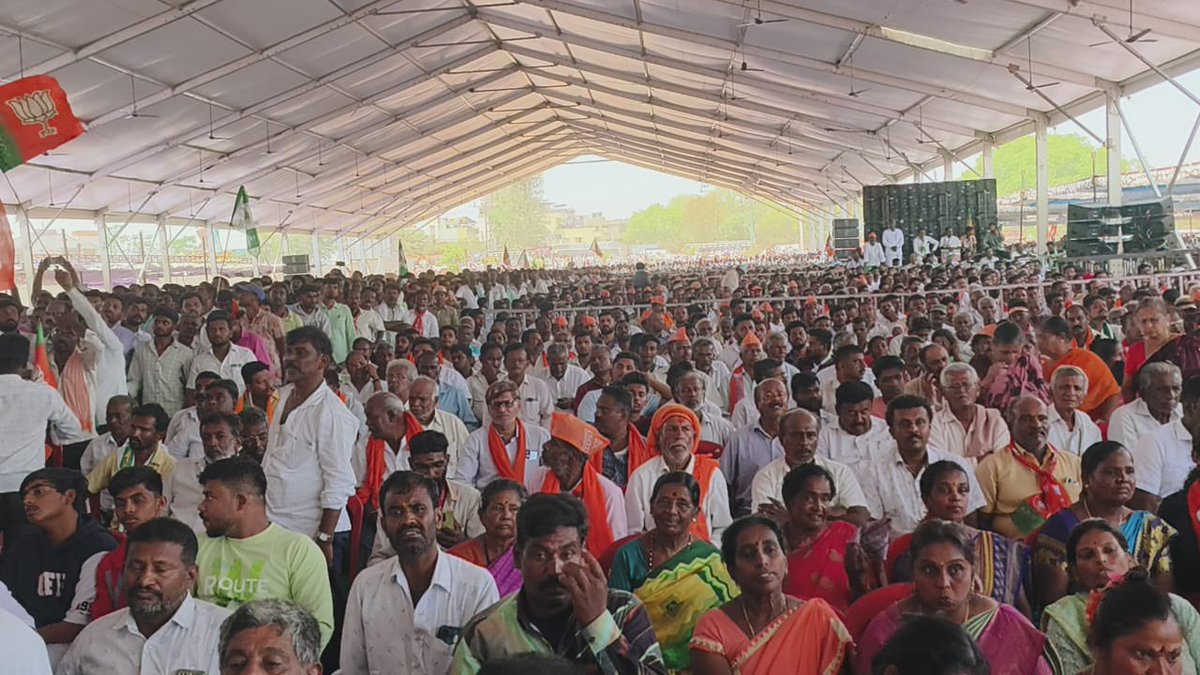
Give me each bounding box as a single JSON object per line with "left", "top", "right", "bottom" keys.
{"left": 549, "top": 412, "right": 609, "bottom": 457}
{"left": 646, "top": 403, "right": 701, "bottom": 457}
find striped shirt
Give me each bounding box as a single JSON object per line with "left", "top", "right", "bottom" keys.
{"left": 126, "top": 339, "right": 194, "bottom": 417}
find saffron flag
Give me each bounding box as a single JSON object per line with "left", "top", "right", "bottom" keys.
{"left": 0, "top": 75, "right": 84, "bottom": 172}
{"left": 230, "top": 186, "right": 259, "bottom": 254}
{"left": 502, "top": 245, "right": 511, "bottom": 268}
{"left": 825, "top": 233, "right": 835, "bottom": 258}
{"left": 591, "top": 238, "right": 603, "bottom": 258}
{"left": 0, "top": 203, "right": 15, "bottom": 292}
{"left": 34, "top": 321, "right": 56, "bottom": 388}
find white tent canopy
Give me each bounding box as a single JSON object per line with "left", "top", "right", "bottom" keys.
{"left": 2, "top": 0, "right": 1199, "bottom": 242}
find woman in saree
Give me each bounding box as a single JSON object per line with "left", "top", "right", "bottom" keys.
{"left": 448, "top": 478, "right": 525, "bottom": 597}
{"left": 1033, "top": 441, "right": 1174, "bottom": 609}
{"left": 857, "top": 520, "right": 1059, "bottom": 674}
{"left": 781, "top": 464, "right": 866, "bottom": 615}
{"left": 609, "top": 472, "right": 737, "bottom": 672}
{"left": 886, "top": 461, "right": 1031, "bottom": 616}
{"left": 1041, "top": 520, "right": 1200, "bottom": 675}
{"left": 690, "top": 516, "right": 852, "bottom": 675}
{"left": 1086, "top": 570, "right": 1189, "bottom": 675}
{"left": 1124, "top": 297, "right": 1200, "bottom": 401}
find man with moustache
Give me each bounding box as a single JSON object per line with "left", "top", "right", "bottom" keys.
{"left": 721, "top": 378, "right": 788, "bottom": 517}
{"left": 340, "top": 471, "right": 498, "bottom": 674}
{"left": 58, "top": 518, "right": 230, "bottom": 675}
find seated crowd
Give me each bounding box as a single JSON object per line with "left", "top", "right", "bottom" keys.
{"left": 0, "top": 253, "right": 1198, "bottom": 674}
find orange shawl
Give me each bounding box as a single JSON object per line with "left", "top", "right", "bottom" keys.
{"left": 1042, "top": 347, "right": 1121, "bottom": 417}
{"left": 690, "top": 456, "right": 720, "bottom": 542}
{"left": 541, "top": 463, "right": 614, "bottom": 556}
{"left": 356, "top": 436, "right": 390, "bottom": 510}
{"left": 589, "top": 424, "right": 653, "bottom": 482}
{"left": 488, "top": 420, "right": 527, "bottom": 482}
{"left": 236, "top": 390, "right": 278, "bottom": 421}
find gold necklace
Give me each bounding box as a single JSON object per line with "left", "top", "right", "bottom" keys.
{"left": 741, "top": 595, "right": 779, "bottom": 635}
{"left": 647, "top": 531, "right": 692, "bottom": 570}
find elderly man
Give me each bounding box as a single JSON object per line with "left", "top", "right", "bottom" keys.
{"left": 590, "top": 386, "right": 651, "bottom": 490}
{"left": 672, "top": 368, "right": 735, "bottom": 451}
{"left": 341, "top": 471, "right": 498, "bottom": 675}
{"left": 455, "top": 380, "right": 551, "bottom": 489}
{"left": 415, "top": 351, "right": 478, "bottom": 431}
{"left": 1036, "top": 316, "right": 1122, "bottom": 422}
{"left": 928, "top": 363, "right": 1009, "bottom": 463}
{"left": 529, "top": 413, "right": 628, "bottom": 557}
{"left": 542, "top": 342, "right": 590, "bottom": 411}
{"left": 721, "top": 378, "right": 787, "bottom": 517}
{"left": 693, "top": 336, "right": 731, "bottom": 411}
{"left": 1108, "top": 362, "right": 1182, "bottom": 453}
{"left": 357, "top": 393, "right": 419, "bottom": 509}
{"left": 750, "top": 408, "right": 869, "bottom": 526}
{"left": 1130, "top": 376, "right": 1200, "bottom": 512}
{"left": 386, "top": 358, "right": 416, "bottom": 405}
{"left": 976, "top": 396, "right": 1083, "bottom": 540}
{"left": 728, "top": 331, "right": 763, "bottom": 414}
{"left": 817, "top": 381, "right": 890, "bottom": 467}
{"left": 902, "top": 344, "right": 949, "bottom": 411}
{"left": 625, "top": 404, "right": 732, "bottom": 543}
{"left": 408, "top": 376, "right": 470, "bottom": 474}
{"left": 218, "top": 600, "right": 324, "bottom": 675}
{"left": 1046, "top": 365, "right": 1103, "bottom": 456}
{"left": 860, "top": 395, "right": 985, "bottom": 536}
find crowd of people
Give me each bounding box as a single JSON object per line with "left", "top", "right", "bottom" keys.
{"left": 0, "top": 249, "right": 1197, "bottom": 674}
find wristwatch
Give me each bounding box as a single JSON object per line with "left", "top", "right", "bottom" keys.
{"left": 314, "top": 532, "right": 333, "bottom": 544}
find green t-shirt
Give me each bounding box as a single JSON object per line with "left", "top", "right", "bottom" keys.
{"left": 195, "top": 523, "right": 334, "bottom": 647}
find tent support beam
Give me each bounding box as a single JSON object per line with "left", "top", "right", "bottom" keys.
{"left": 982, "top": 141, "right": 995, "bottom": 179}
{"left": 96, "top": 212, "right": 112, "bottom": 290}
{"left": 158, "top": 215, "right": 172, "bottom": 284}
{"left": 1036, "top": 116, "right": 1049, "bottom": 250}
{"left": 1106, "top": 91, "right": 1123, "bottom": 206}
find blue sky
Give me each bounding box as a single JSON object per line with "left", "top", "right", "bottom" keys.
{"left": 447, "top": 70, "right": 1200, "bottom": 222}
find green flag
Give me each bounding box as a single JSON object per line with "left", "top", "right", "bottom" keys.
{"left": 397, "top": 239, "right": 408, "bottom": 276}
{"left": 231, "top": 186, "right": 258, "bottom": 254}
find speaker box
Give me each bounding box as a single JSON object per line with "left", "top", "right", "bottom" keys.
{"left": 862, "top": 179, "right": 997, "bottom": 257}
{"left": 282, "top": 254, "right": 311, "bottom": 275}
{"left": 1066, "top": 198, "right": 1174, "bottom": 257}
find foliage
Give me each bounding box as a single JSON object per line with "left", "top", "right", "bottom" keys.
{"left": 975, "top": 133, "right": 1132, "bottom": 198}
{"left": 623, "top": 189, "right": 801, "bottom": 252}
{"left": 481, "top": 177, "right": 550, "bottom": 249}
{"left": 439, "top": 244, "right": 469, "bottom": 271}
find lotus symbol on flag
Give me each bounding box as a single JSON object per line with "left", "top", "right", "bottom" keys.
{"left": 7, "top": 89, "right": 60, "bottom": 139}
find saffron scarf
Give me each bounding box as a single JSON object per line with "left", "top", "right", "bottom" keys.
{"left": 58, "top": 351, "right": 93, "bottom": 433}
{"left": 236, "top": 390, "right": 278, "bottom": 421}
{"left": 588, "top": 424, "right": 653, "bottom": 482}
{"left": 729, "top": 365, "right": 746, "bottom": 414}
{"left": 412, "top": 311, "right": 424, "bottom": 335}
{"left": 541, "top": 463, "right": 614, "bottom": 556}
{"left": 356, "top": 436, "right": 390, "bottom": 511}
{"left": 690, "top": 457, "right": 720, "bottom": 542}
{"left": 487, "top": 420, "right": 527, "bottom": 482}
{"left": 1008, "top": 442, "right": 1073, "bottom": 536}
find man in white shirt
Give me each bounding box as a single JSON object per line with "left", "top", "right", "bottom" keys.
{"left": 1046, "top": 365, "right": 1102, "bottom": 457}
{"left": 881, "top": 223, "right": 905, "bottom": 267}
{"left": 819, "top": 344, "right": 877, "bottom": 413}
{"left": 57, "top": 518, "right": 230, "bottom": 675}
{"left": 0, "top": 607, "right": 51, "bottom": 674}
{"left": 751, "top": 408, "right": 869, "bottom": 525}
{"left": 165, "top": 376, "right": 236, "bottom": 461}
{"left": 1108, "top": 362, "right": 1182, "bottom": 454}
{"left": 289, "top": 285, "right": 332, "bottom": 335}
{"left": 625, "top": 404, "right": 732, "bottom": 541}
{"left": 940, "top": 230, "right": 962, "bottom": 263}
{"left": 404, "top": 290, "right": 440, "bottom": 339}
{"left": 350, "top": 288, "right": 385, "bottom": 342}
{"left": 503, "top": 343, "right": 553, "bottom": 428}
{"left": 81, "top": 396, "right": 136, "bottom": 514}
{"left": 166, "top": 411, "right": 240, "bottom": 532}
{"left": 1130, "top": 375, "right": 1200, "bottom": 512}
{"left": 911, "top": 228, "right": 938, "bottom": 264}
{"left": 187, "top": 311, "right": 258, "bottom": 397}
{"left": 0, "top": 334, "right": 86, "bottom": 544}
{"left": 863, "top": 233, "right": 886, "bottom": 268}
{"left": 341, "top": 471, "right": 498, "bottom": 675}
{"left": 673, "top": 370, "right": 735, "bottom": 450}
{"left": 262, "top": 327, "right": 358, "bottom": 565}
{"left": 57, "top": 260, "right": 128, "bottom": 428}
{"left": 454, "top": 380, "right": 550, "bottom": 489}
{"left": 408, "top": 377, "right": 470, "bottom": 476}
{"left": 543, "top": 342, "right": 590, "bottom": 411}
{"left": 860, "top": 395, "right": 985, "bottom": 535}
{"left": 376, "top": 283, "right": 409, "bottom": 347}
{"left": 818, "top": 381, "right": 891, "bottom": 467}
{"left": 693, "top": 337, "right": 731, "bottom": 411}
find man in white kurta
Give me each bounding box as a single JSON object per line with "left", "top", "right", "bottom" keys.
{"left": 863, "top": 233, "right": 886, "bottom": 268}
{"left": 881, "top": 224, "right": 905, "bottom": 266}
{"left": 624, "top": 404, "right": 732, "bottom": 542}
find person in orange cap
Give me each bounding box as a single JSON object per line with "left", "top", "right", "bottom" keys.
{"left": 624, "top": 404, "right": 732, "bottom": 544}
{"left": 728, "top": 332, "right": 763, "bottom": 415}
{"left": 534, "top": 412, "right": 628, "bottom": 557}
{"left": 665, "top": 327, "right": 692, "bottom": 366}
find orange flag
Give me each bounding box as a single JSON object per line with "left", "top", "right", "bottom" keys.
{"left": 0, "top": 75, "right": 84, "bottom": 172}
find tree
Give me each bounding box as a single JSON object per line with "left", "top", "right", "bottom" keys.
{"left": 482, "top": 177, "right": 549, "bottom": 250}
{"left": 622, "top": 188, "right": 801, "bottom": 251}
{"left": 975, "top": 133, "right": 1132, "bottom": 198}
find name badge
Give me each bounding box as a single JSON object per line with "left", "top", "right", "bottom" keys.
{"left": 174, "top": 670, "right": 206, "bottom": 675}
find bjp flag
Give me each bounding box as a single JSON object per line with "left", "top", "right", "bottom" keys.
{"left": 0, "top": 75, "right": 84, "bottom": 172}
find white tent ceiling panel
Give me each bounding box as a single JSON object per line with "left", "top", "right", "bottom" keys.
{"left": 548, "top": 14, "right": 644, "bottom": 53}
{"left": 198, "top": 0, "right": 346, "bottom": 49}
{"left": 94, "top": 19, "right": 254, "bottom": 85}
{"left": 1, "top": 0, "right": 162, "bottom": 51}
{"left": 48, "top": 60, "right": 148, "bottom": 121}
{"left": 271, "top": 24, "right": 385, "bottom": 77}
{"left": 191, "top": 60, "right": 314, "bottom": 111}
{"left": 637, "top": 0, "right": 745, "bottom": 40}
{"left": 258, "top": 88, "right": 357, "bottom": 130}
{"left": 1031, "top": 19, "right": 1194, "bottom": 83}
{"left": 0, "top": 31, "right": 61, "bottom": 78}
{"left": 327, "top": 53, "right": 433, "bottom": 100}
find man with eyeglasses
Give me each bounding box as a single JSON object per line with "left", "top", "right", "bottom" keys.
{"left": 455, "top": 380, "right": 550, "bottom": 489}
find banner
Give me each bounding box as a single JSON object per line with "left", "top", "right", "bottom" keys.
{"left": 0, "top": 75, "right": 84, "bottom": 172}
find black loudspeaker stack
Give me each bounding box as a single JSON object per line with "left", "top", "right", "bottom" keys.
{"left": 832, "top": 219, "right": 860, "bottom": 260}
{"left": 1065, "top": 197, "right": 1175, "bottom": 258}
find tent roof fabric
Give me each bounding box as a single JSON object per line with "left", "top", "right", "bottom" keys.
{"left": 2, "top": 0, "right": 1199, "bottom": 238}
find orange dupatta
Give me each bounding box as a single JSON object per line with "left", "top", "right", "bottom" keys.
{"left": 541, "top": 463, "right": 614, "bottom": 556}
{"left": 236, "top": 391, "right": 278, "bottom": 421}
{"left": 487, "top": 420, "right": 527, "bottom": 482}
{"left": 690, "top": 456, "right": 720, "bottom": 542}
{"left": 355, "top": 413, "right": 425, "bottom": 510}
